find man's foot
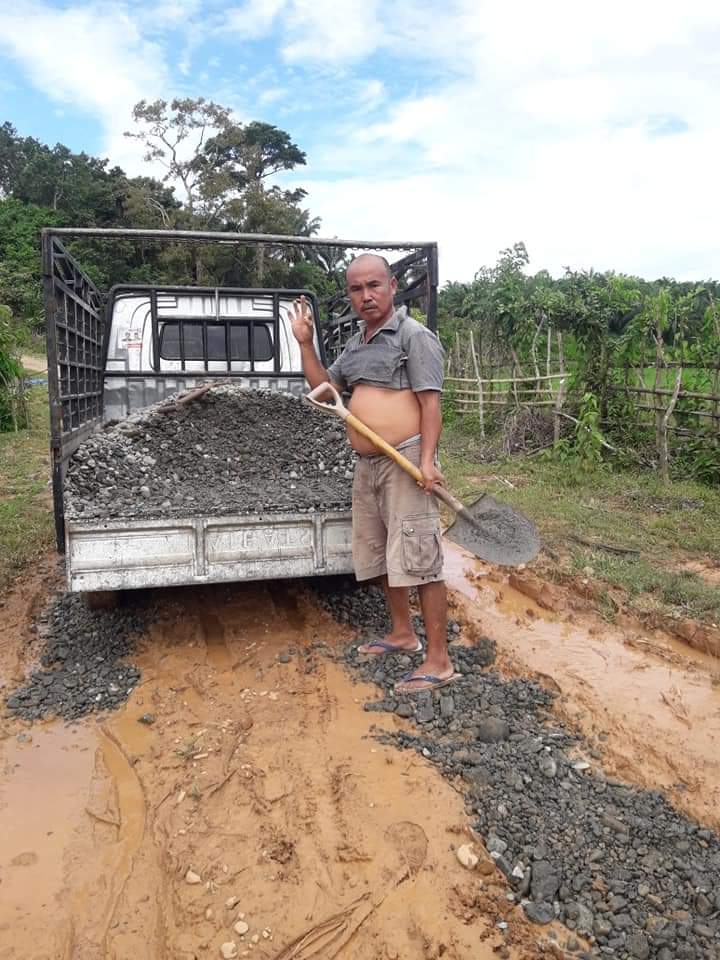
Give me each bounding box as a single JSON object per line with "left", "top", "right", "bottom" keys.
{"left": 357, "top": 634, "right": 422, "bottom": 656}
{"left": 394, "top": 662, "right": 457, "bottom": 694}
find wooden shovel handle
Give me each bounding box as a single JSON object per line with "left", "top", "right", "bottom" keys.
{"left": 304, "top": 381, "right": 468, "bottom": 515}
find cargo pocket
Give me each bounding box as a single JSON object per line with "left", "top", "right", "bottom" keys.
{"left": 401, "top": 515, "right": 442, "bottom": 577}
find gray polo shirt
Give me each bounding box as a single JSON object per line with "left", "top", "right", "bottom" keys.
{"left": 327, "top": 307, "right": 444, "bottom": 393}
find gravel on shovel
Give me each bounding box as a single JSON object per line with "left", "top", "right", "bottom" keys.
{"left": 315, "top": 580, "right": 720, "bottom": 960}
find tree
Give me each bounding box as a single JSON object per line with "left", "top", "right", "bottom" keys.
{"left": 197, "top": 121, "right": 306, "bottom": 196}
{"left": 0, "top": 198, "right": 62, "bottom": 327}
{"left": 126, "top": 99, "right": 315, "bottom": 284}
{"left": 125, "top": 98, "right": 232, "bottom": 219}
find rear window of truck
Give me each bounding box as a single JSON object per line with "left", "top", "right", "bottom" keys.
{"left": 159, "top": 321, "right": 273, "bottom": 362}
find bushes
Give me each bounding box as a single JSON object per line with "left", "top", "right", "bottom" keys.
{"left": 0, "top": 305, "right": 29, "bottom": 432}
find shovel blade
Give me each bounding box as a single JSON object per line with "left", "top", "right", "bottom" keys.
{"left": 444, "top": 494, "right": 540, "bottom": 566}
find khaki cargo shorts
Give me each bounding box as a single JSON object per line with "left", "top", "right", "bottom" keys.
{"left": 352, "top": 437, "right": 444, "bottom": 588}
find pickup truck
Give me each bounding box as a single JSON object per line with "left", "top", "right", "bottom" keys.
{"left": 42, "top": 228, "right": 439, "bottom": 594}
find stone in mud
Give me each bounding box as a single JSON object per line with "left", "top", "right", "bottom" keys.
{"left": 476, "top": 717, "right": 510, "bottom": 743}
{"left": 523, "top": 901, "right": 554, "bottom": 924}
{"left": 456, "top": 844, "right": 479, "bottom": 869}
{"left": 220, "top": 942, "right": 238, "bottom": 959}
{"left": 626, "top": 932, "right": 650, "bottom": 959}
{"left": 416, "top": 703, "right": 435, "bottom": 724}
{"left": 531, "top": 861, "right": 560, "bottom": 902}
{"left": 439, "top": 694, "right": 455, "bottom": 718}
{"left": 695, "top": 892, "right": 713, "bottom": 917}
{"left": 185, "top": 869, "right": 202, "bottom": 884}
{"left": 538, "top": 754, "right": 558, "bottom": 778}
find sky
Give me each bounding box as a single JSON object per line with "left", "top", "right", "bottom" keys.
{"left": 1, "top": 0, "right": 719, "bottom": 284}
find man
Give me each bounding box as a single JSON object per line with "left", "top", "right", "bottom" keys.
{"left": 290, "top": 253, "right": 455, "bottom": 694}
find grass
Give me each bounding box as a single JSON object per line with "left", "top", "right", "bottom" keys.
{"left": 440, "top": 416, "right": 720, "bottom": 626}
{"left": 0, "top": 385, "right": 54, "bottom": 589}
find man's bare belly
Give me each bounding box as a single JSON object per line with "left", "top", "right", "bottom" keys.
{"left": 347, "top": 385, "right": 421, "bottom": 456}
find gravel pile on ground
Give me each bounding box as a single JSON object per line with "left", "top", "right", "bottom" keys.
{"left": 6, "top": 594, "right": 146, "bottom": 720}
{"left": 321, "top": 583, "right": 720, "bottom": 960}
{"left": 65, "top": 387, "right": 355, "bottom": 520}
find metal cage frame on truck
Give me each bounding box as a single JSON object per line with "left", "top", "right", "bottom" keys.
{"left": 42, "top": 227, "right": 440, "bottom": 554}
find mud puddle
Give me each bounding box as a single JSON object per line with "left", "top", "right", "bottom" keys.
{"left": 445, "top": 544, "right": 720, "bottom": 826}
{"left": 0, "top": 725, "right": 95, "bottom": 951}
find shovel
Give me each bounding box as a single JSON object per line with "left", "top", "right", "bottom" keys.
{"left": 304, "top": 382, "right": 540, "bottom": 566}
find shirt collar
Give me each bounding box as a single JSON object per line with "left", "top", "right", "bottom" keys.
{"left": 358, "top": 306, "right": 405, "bottom": 342}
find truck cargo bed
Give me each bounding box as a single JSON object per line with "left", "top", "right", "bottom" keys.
{"left": 65, "top": 511, "right": 353, "bottom": 592}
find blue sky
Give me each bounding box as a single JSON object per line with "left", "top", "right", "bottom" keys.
{"left": 1, "top": 0, "right": 719, "bottom": 283}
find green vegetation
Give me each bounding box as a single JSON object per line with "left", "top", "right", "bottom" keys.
{"left": 0, "top": 102, "right": 335, "bottom": 347}
{"left": 439, "top": 244, "right": 720, "bottom": 485}
{"left": 0, "top": 385, "right": 54, "bottom": 588}
{"left": 441, "top": 416, "right": 720, "bottom": 625}
{"left": 0, "top": 303, "right": 29, "bottom": 431}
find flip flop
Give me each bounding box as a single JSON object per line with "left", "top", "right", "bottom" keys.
{"left": 357, "top": 637, "right": 423, "bottom": 656}
{"left": 394, "top": 671, "right": 459, "bottom": 694}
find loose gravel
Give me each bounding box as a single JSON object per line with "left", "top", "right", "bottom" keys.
{"left": 6, "top": 594, "right": 146, "bottom": 721}
{"left": 316, "top": 580, "right": 720, "bottom": 960}
{"left": 65, "top": 387, "right": 355, "bottom": 521}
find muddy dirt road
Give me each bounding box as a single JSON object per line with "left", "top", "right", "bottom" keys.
{"left": 1, "top": 547, "right": 719, "bottom": 960}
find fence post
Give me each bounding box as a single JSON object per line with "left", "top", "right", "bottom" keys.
{"left": 659, "top": 367, "right": 683, "bottom": 482}
{"left": 553, "top": 331, "right": 566, "bottom": 442}
{"left": 546, "top": 325, "right": 552, "bottom": 379}
{"left": 510, "top": 347, "right": 522, "bottom": 407}
{"left": 469, "top": 329, "right": 485, "bottom": 439}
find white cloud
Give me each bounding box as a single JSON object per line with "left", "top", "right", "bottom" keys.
{"left": 258, "top": 87, "right": 287, "bottom": 106}
{"left": 2, "top": 0, "right": 719, "bottom": 280}
{"left": 0, "top": 0, "right": 168, "bottom": 172}
{"left": 289, "top": 0, "right": 720, "bottom": 280}
{"left": 305, "top": 118, "right": 719, "bottom": 282}
{"left": 224, "top": 0, "right": 288, "bottom": 39}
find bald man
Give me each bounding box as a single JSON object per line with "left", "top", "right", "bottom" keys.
{"left": 290, "top": 253, "right": 455, "bottom": 694}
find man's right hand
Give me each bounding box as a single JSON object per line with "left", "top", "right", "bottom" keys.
{"left": 290, "top": 295, "right": 315, "bottom": 344}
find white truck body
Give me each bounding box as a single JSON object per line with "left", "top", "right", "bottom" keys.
{"left": 57, "top": 285, "right": 354, "bottom": 592}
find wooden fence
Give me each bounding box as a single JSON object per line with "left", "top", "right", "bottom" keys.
{"left": 445, "top": 361, "right": 719, "bottom": 478}
{"left": 445, "top": 371, "right": 567, "bottom": 441}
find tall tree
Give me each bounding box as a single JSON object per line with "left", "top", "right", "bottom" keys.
{"left": 125, "top": 98, "right": 232, "bottom": 219}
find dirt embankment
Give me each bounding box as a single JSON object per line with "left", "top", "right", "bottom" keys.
{"left": 1, "top": 548, "right": 719, "bottom": 960}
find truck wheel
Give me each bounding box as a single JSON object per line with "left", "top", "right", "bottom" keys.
{"left": 84, "top": 590, "right": 120, "bottom": 610}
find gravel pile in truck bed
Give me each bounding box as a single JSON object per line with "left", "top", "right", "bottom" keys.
{"left": 65, "top": 387, "right": 355, "bottom": 520}
{"left": 317, "top": 581, "right": 720, "bottom": 960}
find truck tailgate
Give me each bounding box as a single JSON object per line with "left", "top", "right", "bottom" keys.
{"left": 65, "top": 512, "right": 353, "bottom": 592}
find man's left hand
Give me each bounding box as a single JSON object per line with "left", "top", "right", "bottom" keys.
{"left": 419, "top": 462, "right": 445, "bottom": 495}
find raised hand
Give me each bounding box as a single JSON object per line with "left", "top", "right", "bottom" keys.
{"left": 290, "top": 295, "right": 315, "bottom": 345}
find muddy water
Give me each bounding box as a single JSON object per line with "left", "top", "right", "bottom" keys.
{"left": 445, "top": 544, "right": 720, "bottom": 825}
{"left": 0, "top": 725, "right": 95, "bottom": 952}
